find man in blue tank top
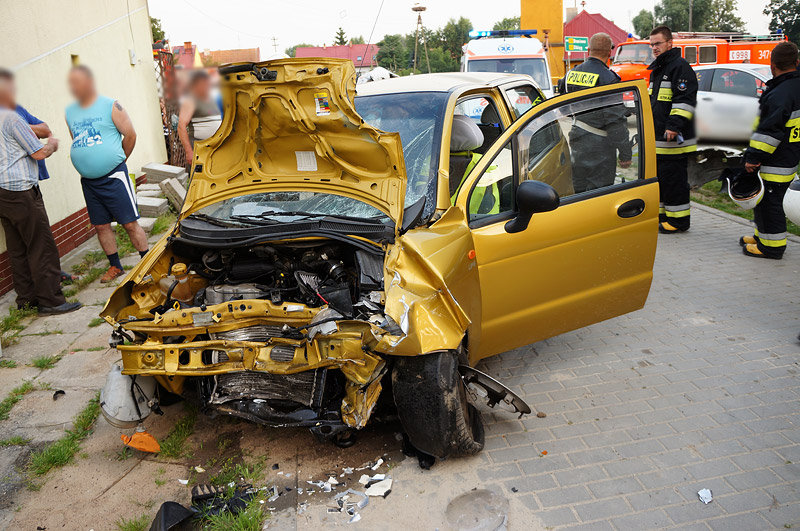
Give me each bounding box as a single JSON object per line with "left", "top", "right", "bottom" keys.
{"left": 65, "top": 65, "right": 149, "bottom": 283}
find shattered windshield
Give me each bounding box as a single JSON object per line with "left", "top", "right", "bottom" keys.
{"left": 613, "top": 44, "right": 654, "bottom": 65}
{"left": 354, "top": 92, "right": 448, "bottom": 208}
{"left": 192, "top": 191, "right": 391, "bottom": 224}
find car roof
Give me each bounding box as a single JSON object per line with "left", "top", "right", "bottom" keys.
{"left": 694, "top": 63, "right": 772, "bottom": 77}
{"left": 356, "top": 72, "right": 533, "bottom": 96}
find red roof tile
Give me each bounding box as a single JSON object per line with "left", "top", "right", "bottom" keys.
{"left": 563, "top": 11, "right": 629, "bottom": 59}
{"left": 294, "top": 44, "right": 380, "bottom": 67}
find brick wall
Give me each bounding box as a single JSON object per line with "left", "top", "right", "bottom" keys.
{"left": 0, "top": 207, "right": 96, "bottom": 295}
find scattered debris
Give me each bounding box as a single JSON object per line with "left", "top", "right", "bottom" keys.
{"left": 364, "top": 478, "right": 392, "bottom": 497}
{"left": 267, "top": 486, "right": 280, "bottom": 503}
{"left": 536, "top": 411, "right": 547, "bottom": 418}
{"left": 327, "top": 476, "right": 339, "bottom": 485}
{"left": 272, "top": 463, "right": 279, "bottom": 470}
{"left": 52, "top": 390, "right": 65, "bottom": 401}
{"left": 178, "top": 479, "right": 188, "bottom": 485}
{"left": 698, "top": 488, "right": 713, "bottom": 504}
{"left": 343, "top": 467, "right": 354, "bottom": 474}
{"left": 191, "top": 483, "right": 258, "bottom": 517}
{"left": 149, "top": 501, "right": 194, "bottom": 531}
{"left": 371, "top": 458, "right": 384, "bottom": 470}
{"left": 194, "top": 466, "right": 205, "bottom": 473}
{"left": 349, "top": 513, "right": 362, "bottom": 523}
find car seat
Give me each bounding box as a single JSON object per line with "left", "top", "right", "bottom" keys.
{"left": 477, "top": 105, "right": 503, "bottom": 153}
{"left": 449, "top": 115, "right": 485, "bottom": 198}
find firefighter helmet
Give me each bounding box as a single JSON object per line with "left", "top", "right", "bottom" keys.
{"left": 782, "top": 178, "right": 800, "bottom": 225}
{"left": 724, "top": 168, "right": 764, "bottom": 210}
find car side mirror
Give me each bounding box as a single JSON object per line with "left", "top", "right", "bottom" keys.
{"left": 504, "top": 180, "right": 559, "bottom": 234}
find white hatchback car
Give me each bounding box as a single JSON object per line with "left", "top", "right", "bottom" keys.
{"left": 694, "top": 63, "right": 772, "bottom": 144}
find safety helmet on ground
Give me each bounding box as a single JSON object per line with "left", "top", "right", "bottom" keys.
{"left": 724, "top": 168, "right": 764, "bottom": 210}
{"left": 782, "top": 178, "right": 800, "bottom": 225}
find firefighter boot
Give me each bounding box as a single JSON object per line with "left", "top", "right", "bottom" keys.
{"left": 743, "top": 243, "right": 782, "bottom": 260}
{"left": 739, "top": 235, "right": 757, "bottom": 247}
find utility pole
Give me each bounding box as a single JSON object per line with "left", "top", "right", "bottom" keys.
{"left": 688, "top": 0, "right": 694, "bottom": 31}
{"left": 412, "top": 3, "right": 431, "bottom": 74}
{"left": 271, "top": 37, "right": 278, "bottom": 53}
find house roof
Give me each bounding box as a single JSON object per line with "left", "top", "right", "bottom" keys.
{"left": 294, "top": 44, "right": 380, "bottom": 67}
{"left": 203, "top": 48, "right": 261, "bottom": 65}
{"left": 171, "top": 42, "right": 198, "bottom": 69}
{"left": 563, "top": 11, "right": 629, "bottom": 59}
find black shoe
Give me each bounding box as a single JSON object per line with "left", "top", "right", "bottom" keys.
{"left": 39, "top": 301, "right": 83, "bottom": 315}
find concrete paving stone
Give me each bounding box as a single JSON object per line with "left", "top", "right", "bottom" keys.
{"left": 707, "top": 512, "right": 772, "bottom": 530}
{"left": 625, "top": 422, "right": 676, "bottom": 441}
{"left": 602, "top": 457, "right": 656, "bottom": 478}
{"left": 0, "top": 366, "right": 40, "bottom": 396}
{"left": 610, "top": 508, "right": 673, "bottom": 530}
{"left": 731, "top": 450, "right": 789, "bottom": 471}
{"left": 566, "top": 447, "right": 620, "bottom": 467}
{"left": 725, "top": 469, "right": 786, "bottom": 491}
{"left": 2, "top": 333, "right": 81, "bottom": 365}
{"left": 693, "top": 440, "right": 748, "bottom": 460}
{"left": 532, "top": 506, "right": 578, "bottom": 527}
{"left": 536, "top": 485, "right": 593, "bottom": 508}
{"left": 136, "top": 196, "right": 168, "bottom": 217}
{"left": 136, "top": 190, "right": 161, "bottom": 198}
{"left": 580, "top": 429, "right": 632, "bottom": 448}
{"left": 476, "top": 462, "right": 521, "bottom": 482}
{"left": 770, "top": 463, "right": 800, "bottom": 483}
{"left": 662, "top": 497, "right": 725, "bottom": 525}
{"left": 649, "top": 448, "right": 705, "bottom": 469}
{"left": 138, "top": 216, "right": 156, "bottom": 233}
{"left": 560, "top": 520, "right": 615, "bottom": 531}
{"left": 503, "top": 473, "right": 557, "bottom": 493}
{"left": 712, "top": 490, "right": 778, "bottom": 514}
{"left": 136, "top": 183, "right": 161, "bottom": 192}
{"left": 587, "top": 476, "right": 643, "bottom": 499}
{"left": 518, "top": 454, "right": 572, "bottom": 476}
{"left": 614, "top": 439, "right": 667, "bottom": 459}
{"left": 757, "top": 501, "right": 800, "bottom": 528}
{"left": 553, "top": 464, "right": 608, "bottom": 486}
{"left": 683, "top": 458, "right": 741, "bottom": 481}
{"left": 625, "top": 487, "right": 687, "bottom": 512}
{"left": 5, "top": 388, "right": 96, "bottom": 444}
{"left": 41, "top": 348, "right": 117, "bottom": 390}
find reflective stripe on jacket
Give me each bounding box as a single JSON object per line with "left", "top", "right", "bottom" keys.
{"left": 450, "top": 151, "right": 500, "bottom": 215}
{"left": 647, "top": 47, "right": 698, "bottom": 157}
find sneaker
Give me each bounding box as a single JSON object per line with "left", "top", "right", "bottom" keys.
{"left": 659, "top": 222, "right": 687, "bottom": 234}
{"left": 739, "top": 235, "right": 757, "bottom": 247}
{"left": 743, "top": 243, "right": 782, "bottom": 260}
{"left": 100, "top": 266, "right": 125, "bottom": 283}
{"left": 39, "top": 301, "right": 83, "bottom": 315}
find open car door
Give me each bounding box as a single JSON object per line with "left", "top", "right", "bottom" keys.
{"left": 454, "top": 81, "right": 658, "bottom": 361}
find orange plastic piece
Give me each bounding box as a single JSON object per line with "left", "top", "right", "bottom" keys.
{"left": 121, "top": 430, "right": 161, "bottom": 453}
{"left": 467, "top": 249, "right": 476, "bottom": 260}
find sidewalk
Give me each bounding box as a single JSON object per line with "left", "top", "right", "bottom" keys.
{"left": 0, "top": 205, "right": 798, "bottom": 529}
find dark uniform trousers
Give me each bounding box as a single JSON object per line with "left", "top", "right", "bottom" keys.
{"left": 657, "top": 155, "right": 691, "bottom": 231}
{"left": 570, "top": 130, "right": 618, "bottom": 193}
{"left": 0, "top": 186, "right": 66, "bottom": 308}
{"left": 753, "top": 180, "right": 791, "bottom": 258}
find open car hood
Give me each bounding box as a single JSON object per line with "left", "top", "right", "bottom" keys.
{"left": 183, "top": 58, "right": 407, "bottom": 226}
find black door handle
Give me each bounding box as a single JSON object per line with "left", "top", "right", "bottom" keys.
{"left": 618, "top": 199, "right": 645, "bottom": 218}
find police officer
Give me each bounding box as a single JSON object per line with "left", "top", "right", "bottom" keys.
{"left": 740, "top": 41, "right": 800, "bottom": 259}
{"left": 558, "top": 32, "right": 632, "bottom": 193}
{"left": 647, "top": 25, "right": 698, "bottom": 233}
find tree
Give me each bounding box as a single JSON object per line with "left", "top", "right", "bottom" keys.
{"left": 285, "top": 43, "right": 313, "bottom": 58}
{"left": 707, "top": 0, "right": 745, "bottom": 32}
{"left": 150, "top": 16, "right": 165, "bottom": 42}
{"left": 427, "top": 47, "right": 458, "bottom": 72}
{"left": 493, "top": 17, "right": 521, "bottom": 31}
{"left": 350, "top": 35, "right": 365, "bottom": 44}
{"left": 376, "top": 35, "right": 408, "bottom": 72}
{"left": 632, "top": 9, "right": 655, "bottom": 38}
{"left": 334, "top": 27, "right": 348, "bottom": 46}
{"left": 764, "top": 0, "right": 800, "bottom": 45}
{"left": 654, "top": 0, "right": 713, "bottom": 31}
{"left": 440, "top": 17, "right": 472, "bottom": 62}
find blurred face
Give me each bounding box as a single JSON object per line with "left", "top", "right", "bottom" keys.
{"left": 649, "top": 33, "right": 672, "bottom": 58}
{"left": 0, "top": 78, "right": 16, "bottom": 107}
{"left": 191, "top": 78, "right": 211, "bottom": 100}
{"left": 68, "top": 70, "right": 95, "bottom": 102}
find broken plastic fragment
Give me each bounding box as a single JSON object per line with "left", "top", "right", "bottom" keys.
{"left": 343, "top": 467, "right": 354, "bottom": 474}
{"left": 371, "top": 458, "right": 384, "bottom": 470}
{"left": 365, "top": 478, "right": 392, "bottom": 497}
{"left": 178, "top": 479, "right": 188, "bottom": 485}
{"left": 267, "top": 486, "right": 280, "bottom": 502}
{"left": 698, "top": 488, "right": 713, "bottom": 504}
{"left": 194, "top": 466, "right": 205, "bottom": 473}
{"left": 327, "top": 477, "right": 339, "bottom": 485}
{"left": 334, "top": 489, "right": 369, "bottom": 509}
{"left": 358, "top": 474, "right": 371, "bottom": 485}
{"left": 349, "top": 513, "right": 362, "bottom": 523}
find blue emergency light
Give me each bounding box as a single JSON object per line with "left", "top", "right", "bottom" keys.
{"left": 469, "top": 29, "right": 538, "bottom": 38}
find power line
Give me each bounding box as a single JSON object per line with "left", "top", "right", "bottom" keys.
{"left": 360, "top": 0, "right": 386, "bottom": 68}
{"left": 181, "top": 0, "right": 271, "bottom": 40}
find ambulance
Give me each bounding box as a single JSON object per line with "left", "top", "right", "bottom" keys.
{"left": 610, "top": 32, "right": 787, "bottom": 82}
{"left": 461, "top": 30, "right": 554, "bottom": 98}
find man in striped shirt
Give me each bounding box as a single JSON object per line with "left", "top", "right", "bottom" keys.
{"left": 0, "top": 68, "right": 81, "bottom": 314}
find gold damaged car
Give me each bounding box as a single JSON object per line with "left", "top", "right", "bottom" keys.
{"left": 100, "top": 58, "right": 658, "bottom": 459}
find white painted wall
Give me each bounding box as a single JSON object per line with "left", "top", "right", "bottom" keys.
{"left": 0, "top": 0, "right": 166, "bottom": 251}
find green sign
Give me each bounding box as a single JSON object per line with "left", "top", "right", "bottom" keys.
{"left": 565, "top": 36, "right": 589, "bottom": 52}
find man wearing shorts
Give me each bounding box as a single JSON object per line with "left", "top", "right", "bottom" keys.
{"left": 66, "top": 65, "right": 149, "bottom": 283}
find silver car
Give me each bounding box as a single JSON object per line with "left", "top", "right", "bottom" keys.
{"left": 694, "top": 63, "right": 772, "bottom": 144}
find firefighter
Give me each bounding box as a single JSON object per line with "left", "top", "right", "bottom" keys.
{"left": 740, "top": 41, "right": 800, "bottom": 259}
{"left": 647, "top": 26, "right": 698, "bottom": 233}
{"left": 558, "top": 33, "right": 632, "bottom": 193}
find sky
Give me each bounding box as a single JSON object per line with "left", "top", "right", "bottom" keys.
{"left": 148, "top": 0, "right": 771, "bottom": 55}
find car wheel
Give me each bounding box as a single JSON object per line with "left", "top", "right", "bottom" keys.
{"left": 392, "top": 350, "right": 485, "bottom": 458}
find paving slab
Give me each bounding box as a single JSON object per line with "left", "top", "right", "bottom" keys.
{"left": 3, "top": 388, "right": 96, "bottom": 444}
{"left": 41, "top": 348, "right": 117, "bottom": 390}
{"left": 158, "top": 177, "right": 186, "bottom": 210}
{"left": 137, "top": 196, "right": 168, "bottom": 217}
{"left": 141, "top": 162, "right": 185, "bottom": 183}
{"left": 138, "top": 216, "right": 157, "bottom": 233}
{"left": 1, "top": 332, "right": 81, "bottom": 365}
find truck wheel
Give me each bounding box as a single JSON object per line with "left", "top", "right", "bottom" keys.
{"left": 392, "top": 351, "right": 484, "bottom": 458}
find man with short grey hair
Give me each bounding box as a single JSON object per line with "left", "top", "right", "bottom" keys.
{"left": 0, "top": 68, "right": 81, "bottom": 314}
{"left": 557, "top": 32, "right": 632, "bottom": 193}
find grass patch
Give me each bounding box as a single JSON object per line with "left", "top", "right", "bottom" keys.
{"left": 0, "top": 359, "right": 17, "bottom": 368}
{"left": 0, "top": 306, "right": 38, "bottom": 348}
{"left": 692, "top": 181, "right": 800, "bottom": 236}
{"left": 209, "top": 457, "right": 266, "bottom": 487}
{"left": 115, "top": 225, "right": 137, "bottom": 258}
{"left": 27, "top": 394, "right": 100, "bottom": 477}
{"left": 62, "top": 266, "right": 106, "bottom": 298}
{"left": 115, "top": 514, "right": 150, "bottom": 531}
{"left": 0, "top": 436, "right": 30, "bottom": 447}
{"left": 88, "top": 317, "right": 105, "bottom": 328}
{"left": 86, "top": 346, "right": 106, "bottom": 351}
{"left": 0, "top": 381, "right": 35, "bottom": 420}
{"left": 71, "top": 250, "right": 106, "bottom": 275}
{"left": 152, "top": 211, "right": 177, "bottom": 235}
{"left": 200, "top": 493, "right": 266, "bottom": 531}
{"left": 159, "top": 407, "right": 197, "bottom": 459}
{"left": 31, "top": 354, "right": 61, "bottom": 370}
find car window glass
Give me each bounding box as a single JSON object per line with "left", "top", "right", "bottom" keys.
{"left": 466, "top": 89, "right": 643, "bottom": 224}
{"left": 695, "top": 68, "right": 713, "bottom": 91}
{"left": 684, "top": 46, "right": 697, "bottom": 64}
{"left": 711, "top": 69, "right": 758, "bottom": 97}
{"left": 699, "top": 46, "right": 717, "bottom": 64}
{"left": 504, "top": 85, "right": 544, "bottom": 118}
